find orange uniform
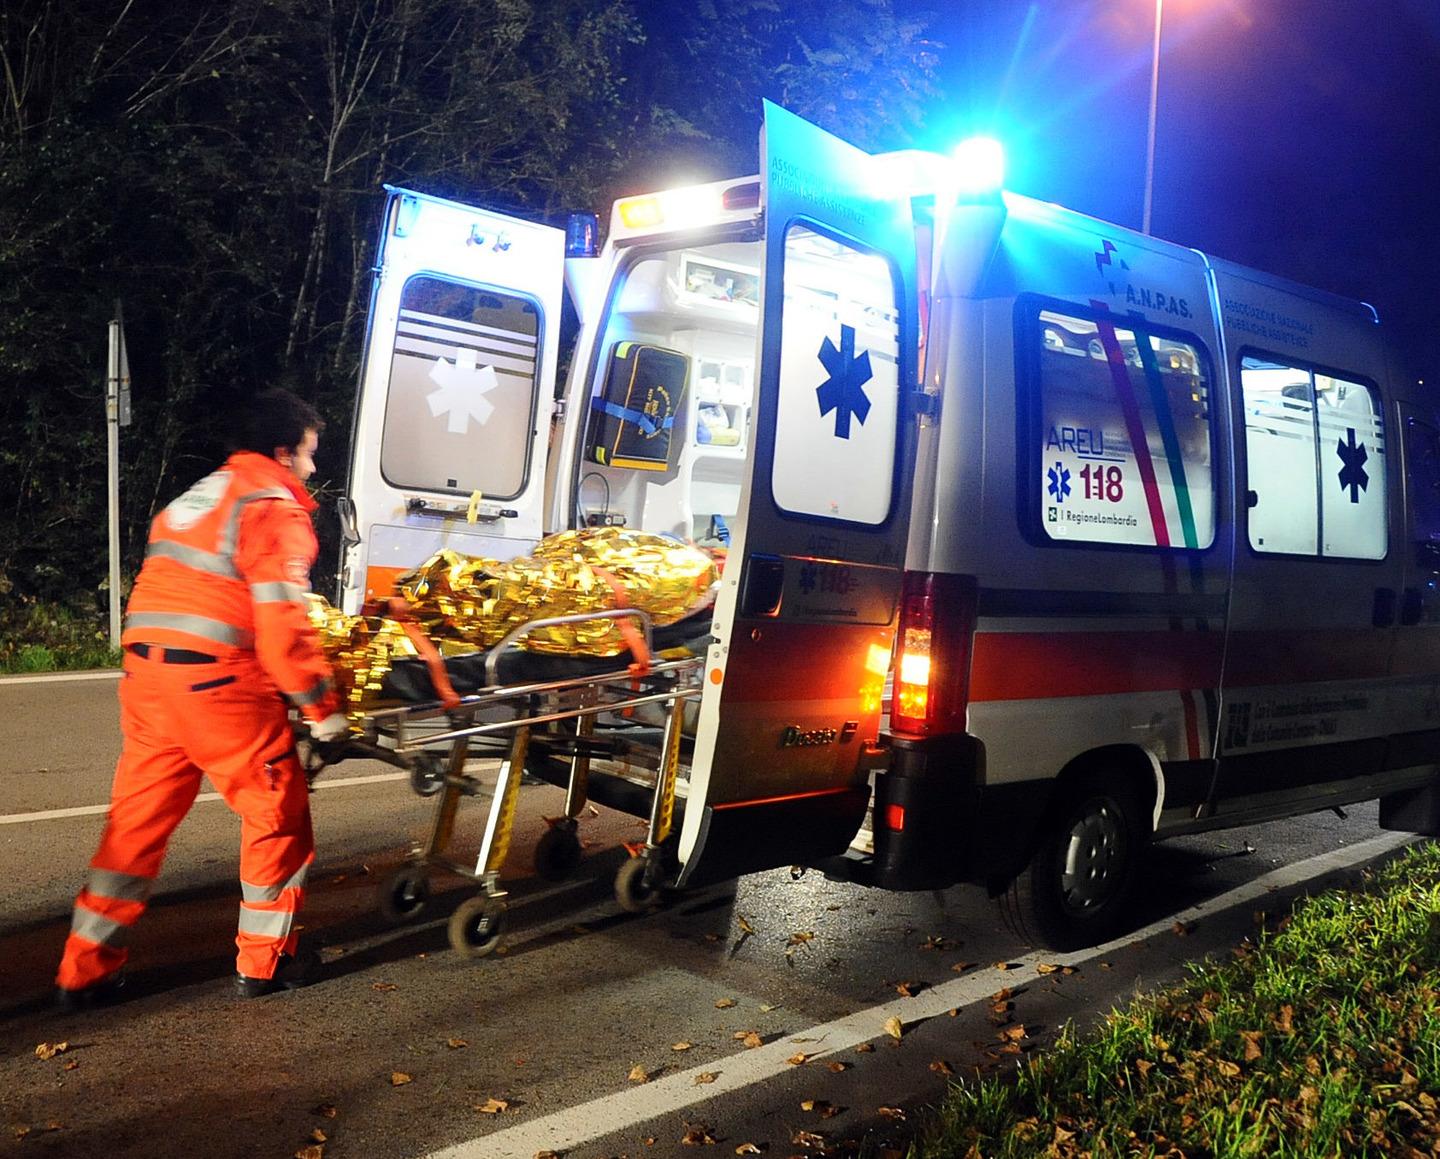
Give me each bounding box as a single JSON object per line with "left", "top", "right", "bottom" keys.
{"left": 58, "top": 451, "right": 340, "bottom": 990}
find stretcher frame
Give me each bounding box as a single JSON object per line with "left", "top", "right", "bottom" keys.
{"left": 325, "top": 608, "right": 703, "bottom": 957}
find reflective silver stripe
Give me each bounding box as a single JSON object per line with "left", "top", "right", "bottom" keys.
{"left": 123, "top": 612, "right": 254, "bottom": 649}
{"left": 251, "top": 581, "right": 309, "bottom": 604}
{"left": 285, "top": 675, "right": 333, "bottom": 708}
{"left": 237, "top": 905, "right": 295, "bottom": 940}
{"left": 71, "top": 906, "right": 129, "bottom": 947}
{"left": 87, "top": 868, "right": 152, "bottom": 903}
{"left": 222, "top": 487, "right": 293, "bottom": 560}
{"left": 239, "top": 863, "right": 310, "bottom": 904}
{"left": 146, "top": 540, "right": 241, "bottom": 579}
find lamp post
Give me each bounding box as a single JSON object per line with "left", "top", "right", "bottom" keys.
{"left": 1142, "top": 0, "right": 1164, "bottom": 235}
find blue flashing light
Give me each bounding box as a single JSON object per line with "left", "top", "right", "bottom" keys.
{"left": 951, "top": 137, "right": 1005, "bottom": 196}
{"left": 566, "top": 211, "right": 599, "bottom": 258}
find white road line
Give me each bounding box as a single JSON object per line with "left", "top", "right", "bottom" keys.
{"left": 0, "top": 669, "right": 121, "bottom": 686}
{"left": 427, "top": 831, "right": 1415, "bottom": 1159}
{"left": 0, "top": 771, "right": 407, "bottom": 825}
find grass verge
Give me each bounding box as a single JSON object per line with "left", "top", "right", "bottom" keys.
{"left": 914, "top": 842, "right": 1440, "bottom": 1158}
{"left": 0, "top": 597, "right": 122, "bottom": 673}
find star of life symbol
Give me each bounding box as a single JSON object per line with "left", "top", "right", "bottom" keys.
{"left": 427, "top": 348, "right": 499, "bottom": 434}
{"left": 1047, "top": 461, "right": 1072, "bottom": 503}
{"left": 1337, "top": 427, "right": 1369, "bottom": 503}
{"left": 815, "top": 323, "right": 873, "bottom": 439}
{"left": 798, "top": 562, "right": 818, "bottom": 593}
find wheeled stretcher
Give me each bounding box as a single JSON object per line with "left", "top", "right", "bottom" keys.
{"left": 303, "top": 607, "right": 707, "bottom": 957}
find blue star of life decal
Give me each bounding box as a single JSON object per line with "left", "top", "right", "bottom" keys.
{"left": 815, "top": 324, "right": 873, "bottom": 439}
{"left": 1047, "top": 461, "right": 1072, "bottom": 503}
{"left": 798, "top": 562, "right": 818, "bottom": 593}
{"left": 1337, "top": 427, "right": 1369, "bottom": 503}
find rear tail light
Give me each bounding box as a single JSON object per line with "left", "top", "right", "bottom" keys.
{"left": 891, "top": 571, "right": 977, "bottom": 738}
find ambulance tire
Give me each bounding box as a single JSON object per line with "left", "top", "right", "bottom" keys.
{"left": 534, "top": 823, "right": 583, "bottom": 881}
{"left": 614, "top": 856, "right": 661, "bottom": 913}
{"left": 379, "top": 866, "right": 431, "bottom": 923}
{"left": 1023, "top": 772, "right": 1147, "bottom": 951}
{"left": 448, "top": 895, "right": 506, "bottom": 958}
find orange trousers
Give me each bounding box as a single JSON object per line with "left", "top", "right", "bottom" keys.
{"left": 57, "top": 647, "right": 314, "bottom": 989}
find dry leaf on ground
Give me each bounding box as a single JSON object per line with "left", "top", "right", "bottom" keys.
{"left": 312, "top": 1105, "right": 338, "bottom": 1119}
{"left": 855, "top": 1043, "right": 875, "bottom": 1054}
{"left": 310, "top": 1129, "right": 328, "bottom": 1143}
{"left": 883, "top": 1016, "right": 904, "bottom": 1040}
{"left": 739, "top": 1031, "right": 763, "bottom": 1049}
{"left": 294, "top": 1146, "right": 323, "bottom": 1159}
{"left": 993, "top": 961, "right": 1018, "bottom": 971}
{"left": 682, "top": 1124, "right": 718, "bottom": 1145}
{"left": 390, "top": 1072, "right": 413, "bottom": 1086}
{"left": 828, "top": 1061, "right": 850, "bottom": 1072}
{"left": 475, "top": 1098, "right": 510, "bottom": 1115}
{"left": 694, "top": 1072, "right": 719, "bottom": 1085}
{"left": 787, "top": 1052, "right": 809, "bottom": 1065}
{"left": 715, "top": 998, "right": 737, "bottom": 1009}
{"left": 878, "top": 1105, "right": 906, "bottom": 1120}
{"left": 372, "top": 982, "right": 399, "bottom": 992}
{"left": 34, "top": 1042, "right": 69, "bottom": 1061}
{"left": 446, "top": 1038, "right": 468, "bottom": 1049}
{"left": 895, "top": 981, "right": 922, "bottom": 997}
{"left": 951, "top": 961, "right": 976, "bottom": 973}
{"left": 673, "top": 1041, "right": 694, "bottom": 1051}
{"left": 930, "top": 1059, "right": 954, "bottom": 1076}
{"left": 628, "top": 1065, "right": 650, "bottom": 1083}
{"left": 735, "top": 1145, "right": 763, "bottom": 1155}
{"left": 792, "top": 1129, "right": 827, "bottom": 1147}
{"left": 738, "top": 917, "right": 756, "bottom": 935}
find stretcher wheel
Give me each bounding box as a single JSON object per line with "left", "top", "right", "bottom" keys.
{"left": 449, "top": 895, "right": 506, "bottom": 958}
{"left": 534, "top": 823, "right": 583, "bottom": 881}
{"left": 409, "top": 752, "right": 445, "bottom": 797}
{"left": 614, "top": 855, "right": 660, "bottom": 913}
{"left": 379, "top": 866, "right": 430, "bottom": 923}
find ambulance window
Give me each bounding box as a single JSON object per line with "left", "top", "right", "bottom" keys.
{"left": 1240, "top": 356, "right": 1386, "bottom": 559}
{"left": 1034, "top": 309, "right": 1214, "bottom": 549}
{"left": 379, "top": 275, "right": 541, "bottom": 499}
{"left": 771, "top": 225, "right": 901, "bottom": 526}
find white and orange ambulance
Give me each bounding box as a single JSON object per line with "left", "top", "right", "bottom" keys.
{"left": 340, "top": 102, "right": 1440, "bottom": 947}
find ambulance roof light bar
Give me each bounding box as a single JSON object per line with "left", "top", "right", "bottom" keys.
{"left": 611, "top": 175, "right": 761, "bottom": 240}
{"left": 951, "top": 136, "right": 1005, "bottom": 199}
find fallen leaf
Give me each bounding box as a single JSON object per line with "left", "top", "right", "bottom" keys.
{"left": 788, "top": 931, "right": 814, "bottom": 946}
{"left": 628, "top": 1065, "right": 650, "bottom": 1083}
{"left": 1216, "top": 1059, "right": 1241, "bottom": 1078}
{"left": 740, "top": 1031, "right": 763, "bottom": 1049}
{"left": 855, "top": 1043, "right": 875, "bottom": 1054}
{"left": 994, "top": 961, "right": 1018, "bottom": 971}
{"left": 390, "top": 1072, "right": 413, "bottom": 1086}
{"left": 63, "top": 1060, "right": 80, "bottom": 1071}
{"left": 787, "top": 1052, "right": 809, "bottom": 1065}
{"left": 920, "top": 935, "right": 948, "bottom": 951}
{"left": 446, "top": 1038, "right": 469, "bottom": 1050}
{"left": 792, "top": 1129, "right": 827, "bottom": 1148}
{"left": 884, "top": 1016, "right": 904, "bottom": 1040}
{"left": 759, "top": 1003, "right": 780, "bottom": 1012}
{"left": 475, "top": 1098, "right": 509, "bottom": 1114}
{"left": 951, "top": 961, "right": 977, "bottom": 973}
{"left": 312, "top": 1105, "right": 338, "bottom": 1119}
{"left": 34, "top": 1042, "right": 70, "bottom": 1061}
{"left": 682, "top": 1124, "right": 717, "bottom": 1145}
{"left": 372, "top": 982, "right": 399, "bottom": 992}
{"left": 1136, "top": 1058, "right": 1154, "bottom": 1078}
{"left": 587, "top": 804, "right": 600, "bottom": 817}
{"left": 673, "top": 1042, "right": 694, "bottom": 1052}
{"left": 735, "top": 1145, "right": 763, "bottom": 1155}
{"left": 1241, "top": 1031, "right": 1263, "bottom": 1061}
{"left": 715, "top": 998, "right": 737, "bottom": 1009}
{"left": 827, "top": 1061, "right": 850, "bottom": 1073}
{"left": 999, "top": 1025, "right": 1027, "bottom": 1042}
{"left": 991, "top": 988, "right": 1013, "bottom": 1002}
{"left": 877, "top": 1106, "right": 906, "bottom": 1121}
{"left": 895, "top": 981, "right": 923, "bottom": 997}
{"left": 694, "top": 1072, "right": 719, "bottom": 1085}
{"left": 1275, "top": 1005, "right": 1295, "bottom": 1034}
{"left": 930, "top": 1059, "right": 954, "bottom": 1076}
{"left": 738, "top": 916, "right": 757, "bottom": 935}
{"left": 1172, "top": 921, "right": 1191, "bottom": 937}
{"left": 294, "top": 1147, "right": 324, "bottom": 1159}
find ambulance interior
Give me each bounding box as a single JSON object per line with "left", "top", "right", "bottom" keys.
{"left": 575, "top": 240, "right": 763, "bottom": 549}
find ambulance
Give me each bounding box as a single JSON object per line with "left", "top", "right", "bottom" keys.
{"left": 340, "top": 101, "right": 1440, "bottom": 948}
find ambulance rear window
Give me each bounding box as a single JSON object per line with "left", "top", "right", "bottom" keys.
{"left": 1032, "top": 308, "right": 1215, "bottom": 550}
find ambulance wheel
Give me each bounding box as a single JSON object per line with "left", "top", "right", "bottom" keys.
{"left": 409, "top": 752, "right": 446, "bottom": 797}
{"left": 534, "top": 824, "right": 583, "bottom": 882}
{"left": 1024, "top": 772, "right": 1146, "bottom": 951}
{"left": 379, "top": 866, "right": 430, "bottom": 923}
{"left": 614, "top": 856, "right": 661, "bottom": 913}
{"left": 449, "top": 895, "right": 506, "bottom": 958}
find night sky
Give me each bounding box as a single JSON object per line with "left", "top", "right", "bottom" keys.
{"left": 910, "top": 0, "right": 1440, "bottom": 386}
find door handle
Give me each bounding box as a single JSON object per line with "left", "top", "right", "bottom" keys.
{"left": 1373, "top": 587, "right": 1397, "bottom": 627}
{"left": 740, "top": 554, "right": 785, "bottom": 618}
{"left": 1401, "top": 587, "right": 1424, "bottom": 626}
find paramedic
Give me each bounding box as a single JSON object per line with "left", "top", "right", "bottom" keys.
{"left": 55, "top": 389, "right": 349, "bottom": 1008}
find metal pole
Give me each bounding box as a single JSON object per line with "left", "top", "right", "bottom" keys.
{"left": 1142, "top": 0, "right": 1164, "bottom": 236}
{"left": 106, "top": 320, "right": 122, "bottom": 649}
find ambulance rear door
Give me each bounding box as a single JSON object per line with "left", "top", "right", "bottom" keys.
{"left": 339, "top": 186, "right": 564, "bottom": 613}
{"left": 675, "top": 102, "right": 920, "bottom": 887}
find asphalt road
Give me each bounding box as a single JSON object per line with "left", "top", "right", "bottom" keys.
{"left": 0, "top": 672, "right": 1418, "bottom": 1158}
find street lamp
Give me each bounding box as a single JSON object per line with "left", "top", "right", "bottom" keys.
{"left": 1142, "top": 0, "right": 1164, "bottom": 235}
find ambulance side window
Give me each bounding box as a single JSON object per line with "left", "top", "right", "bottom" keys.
{"left": 771, "top": 225, "right": 902, "bottom": 526}
{"left": 1240, "top": 356, "right": 1386, "bottom": 559}
{"left": 379, "top": 275, "right": 542, "bottom": 499}
{"left": 1033, "top": 308, "right": 1215, "bottom": 550}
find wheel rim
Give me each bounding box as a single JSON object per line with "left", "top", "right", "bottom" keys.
{"left": 1057, "top": 798, "right": 1126, "bottom": 914}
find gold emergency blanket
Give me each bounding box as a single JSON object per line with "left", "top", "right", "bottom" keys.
{"left": 308, "top": 527, "right": 720, "bottom": 716}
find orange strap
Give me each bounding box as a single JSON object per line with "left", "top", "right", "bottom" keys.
{"left": 381, "top": 596, "right": 462, "bottom": 709}
{"left": 590, "top": 566, "right": 651, "bottom": 678}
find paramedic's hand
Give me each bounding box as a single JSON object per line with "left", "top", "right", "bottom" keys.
{"left": 309, "top": 712, "right": 350, "bottom": 743}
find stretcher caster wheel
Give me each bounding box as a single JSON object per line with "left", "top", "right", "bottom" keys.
{"left": 379, "top": 866, "right": 430, "bottom": 923}
{"left": 409, "top": 753, "right": 445, "bottom": 797}
{"left": 449, "top": 895, "right": 506, "bottom": 958}
{"left": 614, "top": 856, "right": 660, "bottom": 913}
{"left": 534, "top": 823, "right": 583, "bottom": 881}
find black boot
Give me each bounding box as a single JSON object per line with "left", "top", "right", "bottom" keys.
{"left": 55, "top": 973, "right": 127, "bottom": 1013}
{"left": 234, "top": 949, "right": 321, "bottom": 998}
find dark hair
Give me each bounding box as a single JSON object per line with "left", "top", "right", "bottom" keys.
{"left": 238, "top": 389, "right": 325, "bottom": 457}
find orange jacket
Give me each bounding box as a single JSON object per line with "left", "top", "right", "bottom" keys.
{"left": 123, "top": 451, "right": 339, "bottom": 723}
